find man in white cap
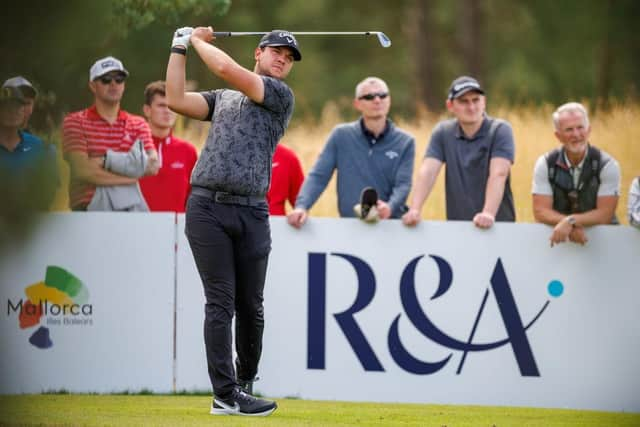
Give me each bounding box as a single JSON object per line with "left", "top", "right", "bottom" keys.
{"left": 2, "top": 76, "right": 37, "bottom": 130}
{"left": 0, "top": 85, "right": 58, "bottom": 209}
{"left": 62, "top": 56, "right": 158, "bottom": 211}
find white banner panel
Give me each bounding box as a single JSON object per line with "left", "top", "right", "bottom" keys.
{"left": 0, "top": 213, "right": 176, "bottom": 393}
{"left": 176, "top": 216, "right": 640, "bottom": 412}
{"left": 174, "top": 213, "right": 209, "bottom": 391}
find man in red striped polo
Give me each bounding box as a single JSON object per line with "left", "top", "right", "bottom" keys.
{"left": 62, "top": 56, "right": 159, "bottom": 211}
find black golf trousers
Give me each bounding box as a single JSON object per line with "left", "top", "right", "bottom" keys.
{"left": 185, "top": 193, "right": 271, "bottom": 399}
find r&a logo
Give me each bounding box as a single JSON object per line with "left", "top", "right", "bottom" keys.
{"left": 307, "top": 253, "right": 559, "bottom": 376}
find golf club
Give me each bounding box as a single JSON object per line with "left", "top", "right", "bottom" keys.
{"left": 212, "top": 31, "right": 392, "bottom": 48}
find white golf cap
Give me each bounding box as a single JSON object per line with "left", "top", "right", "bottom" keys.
{"left": 89, "top": 56, "right": 129, "bottom": 81}
{"left": 2, "top": 76, "right": 37, "bottom": 98}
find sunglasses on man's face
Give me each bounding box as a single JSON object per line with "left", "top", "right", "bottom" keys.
{"left": 98, "top": 75, "right": 126, "bottom": 85}
{"left": 358, "top": 92, "right": 389, "bottom": 101}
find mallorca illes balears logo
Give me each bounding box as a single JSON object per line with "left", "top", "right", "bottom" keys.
{"left": 7, "top": 266, "right": 93, "bottom": 349}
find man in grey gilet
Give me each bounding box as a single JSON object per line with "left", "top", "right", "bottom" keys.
{"left": 531, "top": 102, "right": 620, "bottom": 246}
{"left": 403, "top": 76, "right": 515, "bottom": 228}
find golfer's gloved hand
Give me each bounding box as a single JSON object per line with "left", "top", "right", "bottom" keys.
{"left": 172, "top": 27, "right": 194, "bottom": 50}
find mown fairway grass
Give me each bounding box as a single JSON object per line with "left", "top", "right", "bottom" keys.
{"left": 0, "top": 395, "right": 638, "bottom": 427}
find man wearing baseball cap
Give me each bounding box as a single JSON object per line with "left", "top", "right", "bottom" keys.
{"left": 257, "top": 30, "right": 302, "bottom": 61}
{"left": 403, "top": 76, "right": 516, "bottom": 228}
{"left": 0, "top": 85, "right": 58, "bottom": 209}
{"left": 166, "top": 27, "right": 300, "bottom": 416}
{"left": 62, "top": 56, "right": 159, "bottom": 211}
{"left": 2, "top": 76, "right": 37, "bottom": 130}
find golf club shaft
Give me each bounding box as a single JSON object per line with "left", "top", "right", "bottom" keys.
{"left": 212, "top": 31, "right": 391, "bottom": 47}
{"left": 214, "top": 31, "right": 378, "bottom": 36}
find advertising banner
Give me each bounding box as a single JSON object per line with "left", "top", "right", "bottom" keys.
{"left": 176, "top": 217, "right": 640, "bottom": 412}
{"left": 174, "top": 214, "right": 209, "bottom": 391}
{"left": 0, "top": 213, "right": 176, "bottom": 393}
{"left": 4, "top": 213, "right": 637, "bottom": 412}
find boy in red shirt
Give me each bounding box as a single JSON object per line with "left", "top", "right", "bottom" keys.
{"left": 139, "top": 81, "right": 198, "bottom": 212}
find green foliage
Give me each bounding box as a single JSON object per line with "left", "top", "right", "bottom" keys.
{"left": 2, "top": 0, "right": 639, "bottom": 133}
{"left": 1, "top": 0, "right": 231, "bottom": 134}
{"left": 484, "top": 0, "right": 640, "bottom": 106}
{"left": 212, "top": 0, "right": 415, "bottom": 122}
{"left": 108, "top": 0, "right": 231, "bottom": 36}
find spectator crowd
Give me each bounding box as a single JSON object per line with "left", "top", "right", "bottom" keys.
{"left": 2, "top": 60, "right": 638, "bottom": 235}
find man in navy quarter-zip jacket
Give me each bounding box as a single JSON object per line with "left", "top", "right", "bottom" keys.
{"left": 287, "top": 77, "right": 415, "bottom": 228}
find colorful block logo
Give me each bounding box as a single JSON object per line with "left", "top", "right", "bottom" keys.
{"left": 8, "top": 266, "right": 92, "bottom": 349}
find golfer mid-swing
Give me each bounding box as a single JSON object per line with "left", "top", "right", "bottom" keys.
{"left": 166, "top": 26, "right": 301, "bottom": 417}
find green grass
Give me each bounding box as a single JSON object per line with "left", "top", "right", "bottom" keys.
{"left": 0, "top": 395, "right": 638, "bottom": 426}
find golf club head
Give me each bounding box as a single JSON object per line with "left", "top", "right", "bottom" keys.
{"left": 375, "top": 32, "right": 392, "bottom": 48}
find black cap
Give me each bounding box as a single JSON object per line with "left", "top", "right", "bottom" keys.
{"left": 258, "top": 30, "right": 302, "bottom": 61}
{"left": 0, "top": 86, "right": 27, "bottom": 105}
{"left": 448, "top": 76, "right": 484, "bottom": 100}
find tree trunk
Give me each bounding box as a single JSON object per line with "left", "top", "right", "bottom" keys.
{"left": 406, "top": 0, "right": 440, "bottom": 112}
{"left": 458, "top": 0, "right": 484, "bottom": 81}
{"left": 596, "top": 0, "right": 613, "bottom": 109}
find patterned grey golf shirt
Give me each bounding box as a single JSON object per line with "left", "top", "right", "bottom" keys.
{"left": 191, "top": 76, "right": 294, "bottom": 196}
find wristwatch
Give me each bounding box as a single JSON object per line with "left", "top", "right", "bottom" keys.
{"left": 566, "top": 216, "right": 576, "bottom": 227}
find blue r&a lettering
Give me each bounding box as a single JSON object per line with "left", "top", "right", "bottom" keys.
{"left": 307, "top": 253, "right": 549, "bottom": 376}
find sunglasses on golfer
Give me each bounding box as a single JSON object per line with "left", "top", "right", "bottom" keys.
{"left": 358, "top": 92, "right": 389, "bottom": 101}
{"left": 97, "top": 75, "right": 126, "bottom": 85}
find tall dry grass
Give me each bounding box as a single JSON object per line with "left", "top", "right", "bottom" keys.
{"left": 51, "top": 103, "right": 639, "bottom": 224}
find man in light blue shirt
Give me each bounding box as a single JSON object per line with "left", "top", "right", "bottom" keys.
{"left": 0, "top": 85, "right": 58, "bottom": 210}
{"left": 2, "top": 76, "right": 37, "bottom": 131}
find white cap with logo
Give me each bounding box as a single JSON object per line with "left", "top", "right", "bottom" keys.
{"left": 89, "top": 56, "right": 129, "bottom": 81}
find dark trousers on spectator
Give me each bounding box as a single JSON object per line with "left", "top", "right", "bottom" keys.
{"left": 185, "top": 193, "right": 271, "bottom": 399}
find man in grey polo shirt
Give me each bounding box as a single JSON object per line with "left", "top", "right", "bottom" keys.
{"left": 532, "top": 102, "right": 620, "bottom": 246}
{"left": 403, "top": 76, "right": 515, "bottom": 228}
{"left": 167, "top": 26, "right": 300, "bottom": 416}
